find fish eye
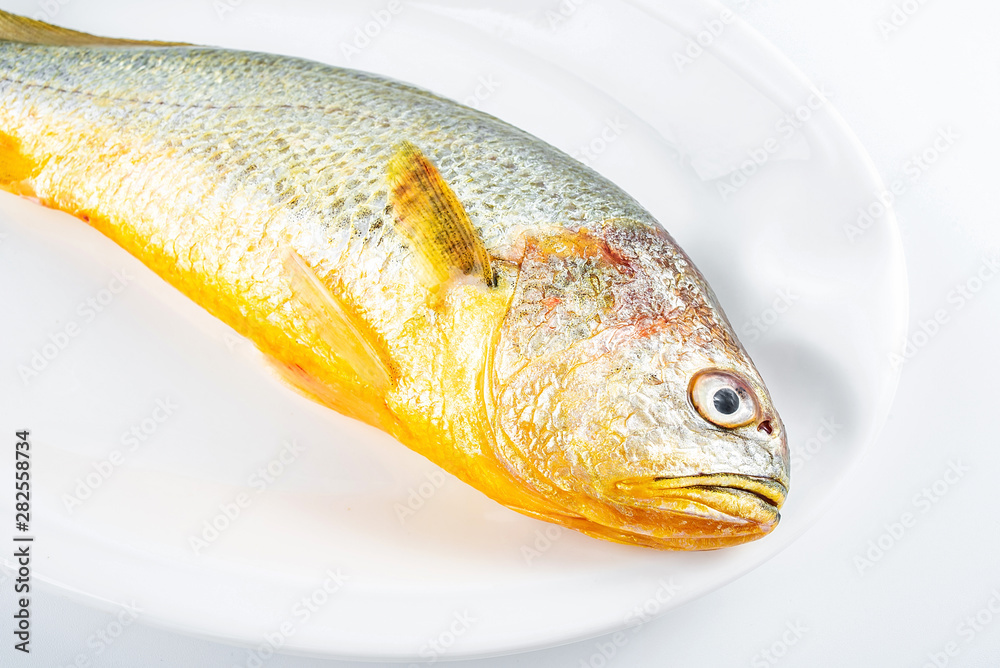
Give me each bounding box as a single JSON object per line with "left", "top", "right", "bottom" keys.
{"left": 689, "top": 370, "right": 758, "bottom": 429}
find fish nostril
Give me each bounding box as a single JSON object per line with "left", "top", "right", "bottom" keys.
{"left": 757, "top": 420, "right": 773, "bottom": 435}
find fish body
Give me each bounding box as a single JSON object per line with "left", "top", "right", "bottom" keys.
{"left": 0, "top": 11, "right": 788, "bottom": 549}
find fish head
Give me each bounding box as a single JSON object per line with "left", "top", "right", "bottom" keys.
{"left": 489, "top": 220, "right": 788, "bottom": 550}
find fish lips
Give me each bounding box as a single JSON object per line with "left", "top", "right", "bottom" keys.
{"left": 614, "top": 474, "right": 787, "bottom": 529}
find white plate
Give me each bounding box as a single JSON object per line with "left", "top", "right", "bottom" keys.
{"left": 0, "top": 0, "right": 906, "bottom": 660}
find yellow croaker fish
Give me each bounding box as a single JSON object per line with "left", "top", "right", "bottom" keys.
{"left": 0, "top": 10, "right": 788, "bottom": 550}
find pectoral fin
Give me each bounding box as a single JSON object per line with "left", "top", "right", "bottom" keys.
{"left": 386, "top": 141, "right": 496, "bottom": 288}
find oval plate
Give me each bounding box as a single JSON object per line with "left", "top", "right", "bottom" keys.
{"left": 0, "top": 0, "right": 906, "bottom": 660}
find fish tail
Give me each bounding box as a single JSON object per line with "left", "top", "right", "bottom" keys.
{"left": 0, "top": 8, "right": 186, "bottom": 47}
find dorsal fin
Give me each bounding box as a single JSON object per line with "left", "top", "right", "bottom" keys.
{"left": 0, "top": 9, "right": 188, "bottom": 47}
{"left": 386, "top": 141, "right": 496, "bottom": 288}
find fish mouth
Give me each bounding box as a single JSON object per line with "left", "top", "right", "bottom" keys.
{"left": 614, "top": 474, "right": 786, "bottom": 528}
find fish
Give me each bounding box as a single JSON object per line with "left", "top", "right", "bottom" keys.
{"left": 0, "top": 10, "right": 788, "bottom": 550}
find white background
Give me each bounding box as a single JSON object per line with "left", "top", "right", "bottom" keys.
{"left": 2, "top": 0, "right": 999, "bottom": 666}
